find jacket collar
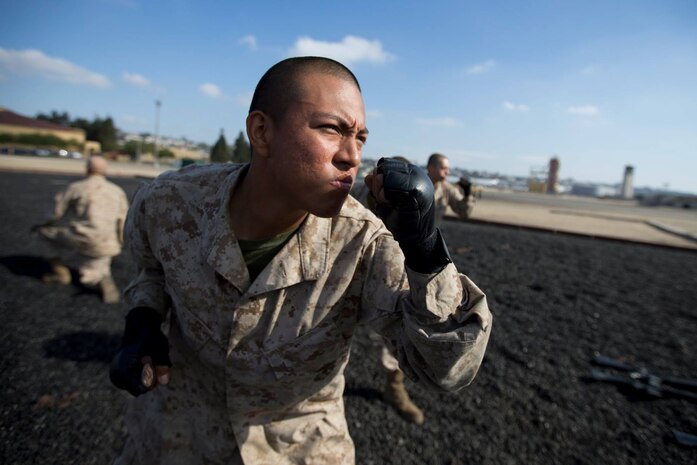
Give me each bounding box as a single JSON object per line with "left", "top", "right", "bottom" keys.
{"left": 202, "top": 165, "right": 330, "bottom": 296}
{"left": 246, "top": 213, "right": 330, "bottom": 297}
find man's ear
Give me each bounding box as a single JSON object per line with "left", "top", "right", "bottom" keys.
{"left": 246, "top": 111, "right": 272, "bottom": 158}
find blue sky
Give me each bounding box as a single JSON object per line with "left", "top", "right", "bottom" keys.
{"left": 1, "top": 0, "right": 696, "bottom": 192}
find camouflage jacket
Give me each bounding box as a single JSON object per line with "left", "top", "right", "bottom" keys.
{"left": 434, "top": 180, "right": 475, "bottom": 225}
{"left": 119, "top": 164, "right": 492, "bottom": 465}
{"left": 42, "top": 174, "right": 129, "bottom": 257}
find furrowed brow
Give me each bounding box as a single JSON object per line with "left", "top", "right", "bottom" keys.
{"left": 315, "top": 112, "right": 368, "bottom": 134}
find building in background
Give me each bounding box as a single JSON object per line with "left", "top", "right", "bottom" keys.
{"left": 527, "top": 165, "right": 547, "bottom": 193}
{"left": 621, "top": 165, "right": 634, "bottom": 199}
{"left": 571, "top": 183, "right": 619, "bottom": 198}
{"left": 0, "top": 108, "right": 101, "bottom": 156}
{"left": 527, "top": 156, "right": 562, "bottom": 194}
{"left": 546, "top": 157, "right": 560, "bottom": 194}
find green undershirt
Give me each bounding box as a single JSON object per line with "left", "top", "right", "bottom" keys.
{"left": 238, "top": 229, "right": 298, "bottom": 282}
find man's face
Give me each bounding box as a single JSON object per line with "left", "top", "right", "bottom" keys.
{"left": 266, "top": 72, "right": 368, "bottom": 218}
{"left": 428, "top": 158, "right": 450, "bottom": 183}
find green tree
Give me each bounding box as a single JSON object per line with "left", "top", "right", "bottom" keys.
{"left": 36, "top": 111, "right": 71, "bottom": 127}
{"left": 158, "top": 148, "right": 175, "bottom": 159}
{"left": 122, "top": 139, "right": 154, "bottom": 160}
{"left": 231, "top": 130, "right": 251, "bottom": 163}
{"left": 86, "top": 117, "right": 118, "bottom": 151}
{"left": 210, "top": 129, "right": 230, "bottom": 163}
{"left": 43, "top": 112, "right": 119, "bottom": 152}
{"left": 98, "top": 117, "right": 118, "bottom": 151}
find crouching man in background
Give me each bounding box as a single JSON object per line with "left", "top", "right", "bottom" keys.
{"left": 34, "top": 155, "right": 129, "bottom": 303}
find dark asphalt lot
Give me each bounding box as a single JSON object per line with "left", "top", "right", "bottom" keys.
{"left": 1, "top": 170, "right": 696, "bottom": 464}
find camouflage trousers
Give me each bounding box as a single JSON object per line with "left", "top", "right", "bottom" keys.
{"left": 369, "top": 331, "right": 400, "bottom": 371}
{"left": 38, "top": 227, "right": 113, "bottom": 286}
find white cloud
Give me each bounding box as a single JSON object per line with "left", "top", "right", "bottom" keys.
{"left": 239, "top": 35, "right": 257, "bottom": 51}
{"left": 465, "top": 59, "right": 496, "bottom": 75}
{"left": 200, "top": 83, "right": 225, "bottom": 99}
{"left": 289, "top": 36, "right": 394, "bottom": 64}
{"left": 366, "top": 109, "right": 382, "bottom": 118}
{"left": 123, "top": 72, "right": 150, "bottom": 87}
{"left": 568, "top": 105, "right": 599, "bottom": 116}
{"left": 502, "top": 101, "right": 529, "bottom": 112}
{"left": 416, "top": 117, "right": 461, "bottom": 127}
{"left": 0, "top": 47, "right": 110, "bottom": 88}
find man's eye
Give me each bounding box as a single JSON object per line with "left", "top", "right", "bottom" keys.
{"left": 322, "top": 125, "right": 341, "bottom": 133}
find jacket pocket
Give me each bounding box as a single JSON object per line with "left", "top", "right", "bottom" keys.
{"left": 265, "top": 318, "right": 351, "bottom": 384}
{"left": 171, "top": 303, "right": 217, "bottom": 352}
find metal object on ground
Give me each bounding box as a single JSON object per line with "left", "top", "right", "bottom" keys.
{"left": 672, "top": 430, "right": 697, "bottom": 447}
{"left": 584, "top": 353, "right": 697, "bottom": 402}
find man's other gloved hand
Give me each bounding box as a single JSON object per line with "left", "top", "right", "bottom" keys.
{"left": 366, "top": 157, "right": 452, "bottom": 273}
{"left": 458, "top": 177, "right": 472, "bottom": 198}
{"left": 110, "top": 307, "right": 171, "bottom": 396}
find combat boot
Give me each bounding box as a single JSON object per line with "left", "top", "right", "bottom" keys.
{"left": 384, "top": 369, "right": 424, "bottom": 425}
{"left": 42, "top": 259, "right": 71, "bottom": 285}
{"left": 99, "top": 276, "right": 121, "bottom": 304}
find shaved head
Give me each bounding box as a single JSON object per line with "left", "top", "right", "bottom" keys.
{"left": 427, "top": 153, "right": 450, "bottom": 183}
{"left": 427, "top": 153, "right": 447, "bottom": 168}
{"left": 87, "top": 156, "right": 108, "bottom": 176}
{"left": 249, "top": 56, "right": 361, "bottom": 122}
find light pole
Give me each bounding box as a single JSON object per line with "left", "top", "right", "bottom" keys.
{"left": 153, "top": 100, "right": 161, "bottom": 168}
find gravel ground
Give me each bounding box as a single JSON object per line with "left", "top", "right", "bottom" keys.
{"left": 1, "top": 170, "right": 696, "bottom": 464}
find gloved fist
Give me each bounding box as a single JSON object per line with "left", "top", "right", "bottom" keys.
{"left": 365, "top": 157, "right": 451, "bottom": 273}
{"left": 110, "top": 307, "right": 171, "bottom": 396}
{"left": 457, "top": 177, "right": 472, "bottom": 198}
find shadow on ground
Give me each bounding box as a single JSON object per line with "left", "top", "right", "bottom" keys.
{"left": 0, "top": 255, "right": 53, "bottom": 280}
{"left": 0, "top": 254, "right": 104, "bottom": 298}
{"left": 43, "top": 331, "right": 122, "bottom": 364}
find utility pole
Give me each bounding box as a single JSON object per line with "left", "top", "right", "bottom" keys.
{"left": 153, "top": 99, "right": 161, "bottom": 168}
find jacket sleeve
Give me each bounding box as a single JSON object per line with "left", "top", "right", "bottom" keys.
{"left": 122, "top": 183, "right": 171, "bottom": 317}
{"left": 49, "top": 185, "right": 74, "bottom": 221}
{"left": 116, "top": 190, "right": 129, "bottom": 246}
{"left": 361, "top": 233, "right": 492, "bottom": 392}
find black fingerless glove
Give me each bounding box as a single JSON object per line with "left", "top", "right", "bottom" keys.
{"left": 458, "top": 177, "right": 472, "bottom": 198}
{"left": 375, "top": 157, "right": 452, "bottom": 273}
{"left": 109, "top": 306, "right": 171, "bottom": 396}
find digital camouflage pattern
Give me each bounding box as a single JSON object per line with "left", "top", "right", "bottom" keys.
{"left": 38, "top": 175, "right": 129, "bottom": 258}
{"left": 117, "top": 163, "right": 492, "bottom": 465}
{"left": 433, "top": 180, "right": 476, "bottom": 226}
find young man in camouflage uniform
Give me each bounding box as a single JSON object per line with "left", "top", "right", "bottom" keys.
{"left": 427, "top": 152, "right": 476, "bottom": 225}
{"left": 110, "top": 57, "right": 492, "bottom": 464}
{"left": 35, "top": 155, "right": 128, "bottom": 303}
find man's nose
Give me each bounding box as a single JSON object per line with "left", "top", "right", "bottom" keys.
{"left": 335, "top": 138, "right": 361, "bottom": 170}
